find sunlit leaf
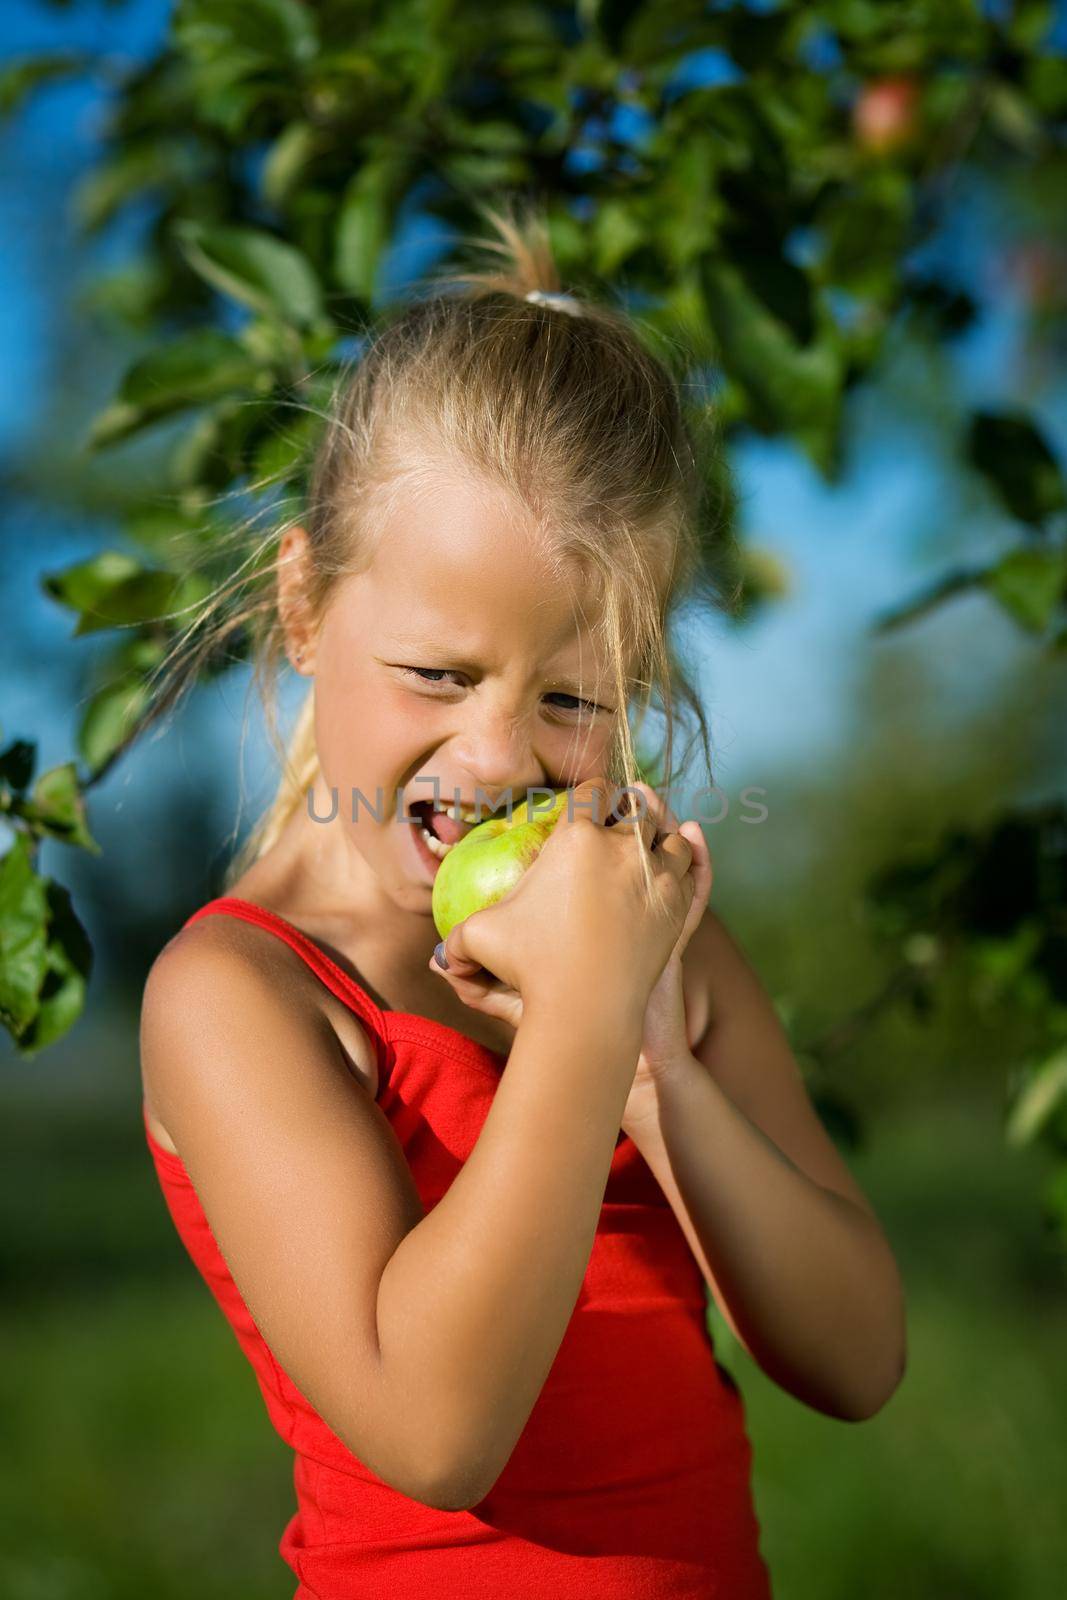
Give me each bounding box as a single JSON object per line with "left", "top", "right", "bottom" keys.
{"left": 24, "top": 763, "right": 100, "bottom": 854}
{"left": 982, "top": 547, "right": 1067, "bottom": 633}
{"left": 77, "top": 677, "right": 153, "bottom": 777}
{"left": 175, "top": 220, "right": 324, "bottom": 326}
{"left": 1007, "top": 1045, "right": 1067, "bottom": 1147}
{"left": 0, "top": 833, "right": 49, "bottom": 1037}
{"left": 12, "top": 880, "right": 93, "bottom": 1056}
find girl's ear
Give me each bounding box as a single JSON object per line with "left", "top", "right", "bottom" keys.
{"left": 277, "top": 524, "right": 317, "bottom": 675}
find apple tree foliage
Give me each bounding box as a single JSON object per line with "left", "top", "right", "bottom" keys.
{"left": 2, "top": 0, "right": 1067, "bottom": 1240}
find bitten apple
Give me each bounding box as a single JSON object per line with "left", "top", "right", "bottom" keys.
{"left": 431, "top": 788, "right": 572, "bottom": 941}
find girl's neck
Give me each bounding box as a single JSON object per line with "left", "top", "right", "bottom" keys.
{"left": 226, "top": 791, "right": 440, "bottom": 988}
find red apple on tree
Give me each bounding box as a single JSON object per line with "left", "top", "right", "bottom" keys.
{"left": 853, "top": 76, "right": 920, "bottom": 155}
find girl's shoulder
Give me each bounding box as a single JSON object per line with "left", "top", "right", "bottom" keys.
{"left": 140, "top": 906, "right": 380, "bottom": 1152}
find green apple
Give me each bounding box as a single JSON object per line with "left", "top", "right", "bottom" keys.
{"left": 431, "top": 788, "right": 572, "bottom": 941}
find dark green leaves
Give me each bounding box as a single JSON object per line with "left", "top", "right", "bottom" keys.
{"left": 42, "top": 551, "right": 213, "bottom": 638}
{"left": 0, "top": 834, "right": 49, "bottom": 1041}
{"left": 967, "top": 410, "right": 1067, "bottom": 529}
{"left": 0, "top": 744, "right": 97, "bottom": 1054}
{"left": 871, "top": 548, "right": 1067, "bottom": 639}
{"left": 1, "top": 738, "right": 99, "bottom": 855}
{"left": 699, "top": 252, "right": 845, "bottom": 473}
{"left": 173, "top": 0, "right": 320, "bottom": 73}
{"left": 874, "top": 411, "right": 1067, "bottom": 641}
{"left": 335, "top": 151, "right": 415, "bottom": 301}
{"left": 87, "top": 331, "right": 264, "bottom": 449}
{"left": 21, "top": 765, "right": 99, "bottom": 855}
{"left": 0, "top": 740, "right": 35, "bottom": 793}
{"left": 0, "top": 835, "right": 93, "bottom": 1056}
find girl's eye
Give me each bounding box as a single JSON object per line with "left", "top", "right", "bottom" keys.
{"left": 400, "top": 667, "right": 606, "bottom": 716}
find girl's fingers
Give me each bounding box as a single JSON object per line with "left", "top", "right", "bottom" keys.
{"left": 676, "top": 820, "right": 713, "bottom": 947}
{"left": 427, "top": 945, "right": 524, "bottom": 1027}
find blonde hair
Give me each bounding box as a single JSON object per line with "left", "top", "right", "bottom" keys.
{"left": 141, "top": 198, "right": 738, "bottom": 908}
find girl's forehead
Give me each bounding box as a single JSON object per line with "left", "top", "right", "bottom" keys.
{"left": 352, "top": 488, "right": 606, "bottom": 634}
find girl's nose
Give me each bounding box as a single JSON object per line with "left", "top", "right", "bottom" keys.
{"left": 452, "top": 706, "right": 540, "bottom": 801}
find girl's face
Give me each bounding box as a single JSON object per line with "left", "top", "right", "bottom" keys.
{"left": 282, "top": 468, "right": 623, "bottom": 922}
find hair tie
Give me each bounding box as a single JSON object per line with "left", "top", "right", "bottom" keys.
{"left": 524, "top": 288, "right": 583, "bottom": 317}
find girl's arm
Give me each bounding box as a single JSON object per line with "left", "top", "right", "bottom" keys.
{"left": 623, "top": 909, "right": 907, "bottom": 1422}
{"left": 142, "top": 919, "right": 646, "bottom": 1514}
{"left": 375, "top": 980, "right": 647, "bottom": 1505}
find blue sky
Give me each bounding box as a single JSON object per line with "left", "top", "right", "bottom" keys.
{"left": 1, "top": 0, "right": 1064, "bottom": 897}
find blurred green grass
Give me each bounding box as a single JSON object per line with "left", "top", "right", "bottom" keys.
{"left": 1, "top": 1081, "right": 1063, "bottom": 1599}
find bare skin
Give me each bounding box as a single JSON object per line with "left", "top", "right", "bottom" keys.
{"left": 142, "top": 459, "right": 901, "bottom": 1456}
{"left": 144, "top": 467, "right": 712, "bottom": 1153}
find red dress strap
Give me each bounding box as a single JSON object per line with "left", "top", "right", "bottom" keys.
{"left": 183, "top": 895, "right": 392, "bottom": 1083}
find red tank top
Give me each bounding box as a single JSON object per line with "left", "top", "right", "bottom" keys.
{"left": 142, "top": 895, "right": 772, "bottom": 1598}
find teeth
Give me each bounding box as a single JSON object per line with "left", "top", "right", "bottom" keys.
{"left": 418, "top": 822, "right": 455, "bottom": 860}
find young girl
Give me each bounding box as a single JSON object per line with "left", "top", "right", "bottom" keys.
{"left": 140, "top": 204, "right": 906, "bottom": 1598}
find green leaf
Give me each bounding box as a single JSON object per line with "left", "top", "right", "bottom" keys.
{"left": 77, "top": 676, "right": 153, "bottom": 777}
{"left": 81, "top": 569, "right": 213, "bottom": 637}
{"left": 699, "top": 252, "right": 844, "bottom": 473}
{"left": 173, "top": 0, "right": 319, "bottom": 72}
{"left": 0, "top": 51, "right": 92, "bottom": 120}
{"left": 24, "top": 763, "right": 100, "bottom": 854}
{"left": 578, "top": 0, "right": 646, "bottom": 55}
{"left": 42, "top": 551, "right": 144, "bottom": 618}
{"left": 175, "top": 220, "right": 324, "bottom": 327}
{"left": 870, "top": 566, "right": 985, "bottom": 634}
{"left": 121, "top": 329, "right": 262, "bottom": 412}
{"left": 0, "top": 832, "right": 49, "bottom": 1037}
{"left": 1041, "top": 1162, "right": 1067, "bottom": 1245}
{"left": 13, "top": 879, "right": 93, "bottom": 1056}
{"left": 78, "top": 259, "right": 171, "bottom": 332}
{"left": 73, "top": 139, "right": 196, "bottom": 235}
{"left": 1006, "top": 1044, "right": 1067, "bottom": 1147}
{"left": 0, "top": 739, "right": 36, "bottom": 795}
{"left": 335, "top": 153, "right": 410, "bottom": 301}
{"left": 592, "top": 199, "right": 645, "bottom": 279}
{"left": 987, "top": 82, "right": 1043, "bottom": 155}
{"left": 656, "top": 134, "right": 724, "bottom": 275}
{"left": 262, "top": 119, "right": 321, "bottom": 208}
{"left": 982, "top": 547, "right": 1067, "bottom": 634}
{"left": 70, "top": 572, "right": 183, "bottom": 636}
{"left": 43, "top": 551, "right": 213, "bottom": 637}
{"left": 1006, "top": 0, "right": 1055, "bottom": 49}
{"left": 251, "top": 407, "right": 325, "bottom": 485}
{"left": 87, "top": 330, "right": 264, "bottom": 450}
{"left": 967, "top": 410, "right": 1067, "bottom": 529}
{"left": 733, "top": 545, "right": 793, "bottom": 620}
{"left": 729, "top": 246, "right": 817, "bottom": 346}
{"left": 818, "top": 169, "right": 910, "bottom": 302}
{"left": 123, "top": 499, "right": 231, "bottom": 553}
{"left": 166, "top": 398, "right": 274, "bottom": 491}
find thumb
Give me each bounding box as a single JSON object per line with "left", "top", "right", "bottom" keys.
{"left": 429, "top": 919, "right": 486, "bottom": 979}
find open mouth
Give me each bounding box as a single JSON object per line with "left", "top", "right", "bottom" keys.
{"left": 409, "top": 802, "right": 460, "bottom": 861}
{"left": 407, "top": 798, "right": 506, "bottom": 861}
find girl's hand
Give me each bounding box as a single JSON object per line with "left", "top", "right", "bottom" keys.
{"left": 618, "top": 787, "right": 714, "bottom": 1134}
{"left": 427, "top": 780, "right": 712, "bottom": 1130}
{"left": 426, "top": 949, "right": 525, "bottom": 1034}
{"left": 425, "top": 777, "right": 694, "bottom": 1024}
